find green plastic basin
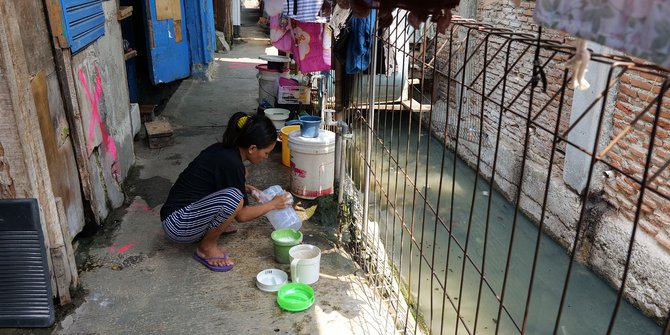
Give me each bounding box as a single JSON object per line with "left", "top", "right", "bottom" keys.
{"left": 277, "top": 283, "right": 315, "bottom": 312}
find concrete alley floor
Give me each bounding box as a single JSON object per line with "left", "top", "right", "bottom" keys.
{"left": 54, "top": 8, "right": 399, "bottom": 335}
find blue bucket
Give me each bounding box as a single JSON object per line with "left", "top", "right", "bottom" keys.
{"left": 298, "top": 116, "right": 322, "bottom": 138}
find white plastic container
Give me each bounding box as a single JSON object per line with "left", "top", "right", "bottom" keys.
{"left": 288, "top": 129, "right": 336, "bottom": 199}
{"left": 256, "top": 64, "right": 288, "bottom": 107}
{"left": 289, "top": 244, "right": 321, "bottom": 285}
{"left": 264, "top": 108, "right": 290, "bottom": 130}
{"left": 256, "top": 185, "right": 302, "bottom": 231}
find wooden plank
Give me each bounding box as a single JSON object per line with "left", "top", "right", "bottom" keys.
{"left": 401, "top": 99, "right": 432, "bottom": 112}
{"left": 174, "top": 19, "right": 182, "bottom": 43}
{"left": 124, "top": 50, "right": 138, "bottom": 60}
{"left": 117, "top": 6, "right": 133, "bottom": 20}
{"left": 49, "top": 246, "right": 71, "bottom": 304}
{"left": 156, "top": 0, "right": 182, "bottom": 21}
{"left": 52, "top": 47, "right": 101, "bottom": 224}
{"left": 140, "top": 104, "right": 156, "bottom": 122}
{"left": 148, "top": 136, "right": 175, "bottom": 149}
{"left": 145, "top": 119, "right": 173, "bottom": 137}
{"left": 354, "top": 102, "right": 405, "bottom": 111}
{"left": 55, "top": 197, "right": 78, "bottom": 288}
{"left": 44, "top": 0, "right": 68, "bottom": 48}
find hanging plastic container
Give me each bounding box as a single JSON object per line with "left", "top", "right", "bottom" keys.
{"left": 255, "top": 185, "right": 302, "bottom": 231}
{"left": 288, "top": 130, "right": 336, "bottom": 199}
{"left": 256, "top": 64, "right": 288, "bottom": 107}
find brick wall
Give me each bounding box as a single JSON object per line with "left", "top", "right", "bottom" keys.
{"left": 603, "top": 69, "right": 670, "bottom": 250}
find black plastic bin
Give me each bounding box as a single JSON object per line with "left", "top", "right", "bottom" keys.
{"left": 0, "top": 199, "right": 55, "bottom": 328}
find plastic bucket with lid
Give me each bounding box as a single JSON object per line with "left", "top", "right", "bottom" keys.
{"left": 298, "top": 116, "right": 322, "bottom": 138}
{"left": 280, "top": 125, "right": 300, "bottom": 167}
{"left": 288, "top": 129, "right": 336, "bottom": 199}
{"left": 256, "top": 64, "right": 288, "bottom": 107}
{"left": 271, "top": 228, "right": 303, "bottom": 264}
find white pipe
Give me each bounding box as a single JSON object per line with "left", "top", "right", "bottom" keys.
{"left": 362, "top": 18, "right": 379, "bottom": 238}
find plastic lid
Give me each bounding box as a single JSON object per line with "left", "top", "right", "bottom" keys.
{"left": 271, "top": 228, "right": 303, "bottom": 246}
{"left": 256, "top": 269, "right": 288, "bottom": 292}
{"left": 277, "top": 283, "right": 315, "bottom": 312}
{"left": 287, "top": 129, "right": 336, "bottom": 146}
{"left": 259, "top": 55, "right": 290, "bottom": 63}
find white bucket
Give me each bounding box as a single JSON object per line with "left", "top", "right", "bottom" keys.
{"left": 289, "top": 244, "right": 321, "bottom": 285}
{"left": 287, "top": 130, "right": 336, "bottom": 199}
{"left": 256, "top": 64, "right": 287, "bottom": 107}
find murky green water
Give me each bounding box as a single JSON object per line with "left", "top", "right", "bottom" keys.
{"left": 347, "top": 111, "right": 661, "bottom": 334}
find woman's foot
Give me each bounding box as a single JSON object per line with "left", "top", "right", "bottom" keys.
{"left": 222, "top": 223, "right": 238, "bottom": 234}
{"left": 195, "top": 245, "right": 234, "bottom": 267}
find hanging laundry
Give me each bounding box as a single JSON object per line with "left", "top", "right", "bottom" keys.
{"left": 347, "top": 0, "right": 460, "bottom": 34}
{"left": 534, "top": 0, "right": 670, "bottom": 69}
{"left": 291, "top": 20, "right": 333, "bottom": 73}
{"left": 566, "top": 38, "right": 591, "bottom": 91}
{"left": 270, "top": 15, "right": 293, "bottom": 52}
{"left": 345, "top": 9, "right": 376, "bottom": 74}
{"left": 265, "top": 0, "right": 285, "bottom": 16}
{"left": 283, "top": 0, "right": 332, "bottom": 23}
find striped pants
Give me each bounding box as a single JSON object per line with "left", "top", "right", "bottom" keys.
{"left": 162, "top": 188, "right": 243, "bottom": 243}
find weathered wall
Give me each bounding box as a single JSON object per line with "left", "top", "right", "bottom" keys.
{"left": 14, "top": 0, "right": 85, "bottom": 237}
{"left": 428, "top": 0, "right": 670, "bottom": 322}
{"left": 0, "top": 0, "right": 85, "bottom": 237}
{"left": 0, "top": 0, "right": 80, "bottom": 301}
{"left": 0, "top": 61, "right": 30, "bottom": 199}
{"left": 70, "top": 1, "right": 134, "bottom": 221}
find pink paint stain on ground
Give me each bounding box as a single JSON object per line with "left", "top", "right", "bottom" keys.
{"left": 130, "top": 202, "right": 153, "bottom": 212}
{"left": 227, "top": 62, "right": 257, "bottom": 69}
{"left": 117, "top": 244, "right": 136, "bottom": 253}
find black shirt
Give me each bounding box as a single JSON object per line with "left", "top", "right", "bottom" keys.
{"left": 160, "top": 143, "right": 248, "bottom": 221}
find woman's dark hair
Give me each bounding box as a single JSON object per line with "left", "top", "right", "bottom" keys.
{"left": 221, "top": 112, "right": 277, "bottom": 149}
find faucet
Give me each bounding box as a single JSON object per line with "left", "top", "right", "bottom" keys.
{"left": 324, "top": 109, "right": 351, "bottom": 136}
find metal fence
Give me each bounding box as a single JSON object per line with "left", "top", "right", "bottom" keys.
{"left": 335, "top": 9, "right": 670, "bottom": 335}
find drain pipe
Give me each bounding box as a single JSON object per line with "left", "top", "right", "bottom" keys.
{"left": 325, "top": 109, "right": 353, "bottom": 243}
{"left": 325, "top": 109, "right": 350, "bottom": 183}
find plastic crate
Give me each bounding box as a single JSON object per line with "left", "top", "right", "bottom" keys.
{"left": 277, "top": 86, "right": 311, "bottom": 105}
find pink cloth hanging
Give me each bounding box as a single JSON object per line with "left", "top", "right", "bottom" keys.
{"left": 270, "top": 15, "right": 293, "bottom": 52}
{"left": 534, "top": 0, "right": 670, "bottom": 69}
{"left": 290, "top": 20, "right": 332, "bottom": 73}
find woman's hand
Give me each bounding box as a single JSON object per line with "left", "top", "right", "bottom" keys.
{"left": 268, "top": 192, "right": 293, "bottom": 210}
{"left": 246, "top": 184, "right": 260, "bottom": 199}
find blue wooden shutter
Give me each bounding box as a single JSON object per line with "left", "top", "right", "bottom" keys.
{"left": 61, "top": 0, "right": 106, "bottom": 53}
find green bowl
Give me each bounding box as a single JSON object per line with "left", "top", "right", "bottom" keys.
{"left": 277, "top": 283, "right": 315, "bottom": 312}
{"left": 271, "top": 228, "right": 303, "bottom": 246}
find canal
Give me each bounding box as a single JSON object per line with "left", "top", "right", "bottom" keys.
{"left": 348, "top": 110, "right": 661, "bottom": 334}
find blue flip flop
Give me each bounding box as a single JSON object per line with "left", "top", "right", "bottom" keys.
{"left": 193, "top": 251, "right": 234, "bottom": 272}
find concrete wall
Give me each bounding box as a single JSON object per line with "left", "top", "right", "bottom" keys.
{"left": 70, "top": 1, "right": 135, "bottom": 222}
{"left": 426, "top": 0, "right": 670, "bottom": 322}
